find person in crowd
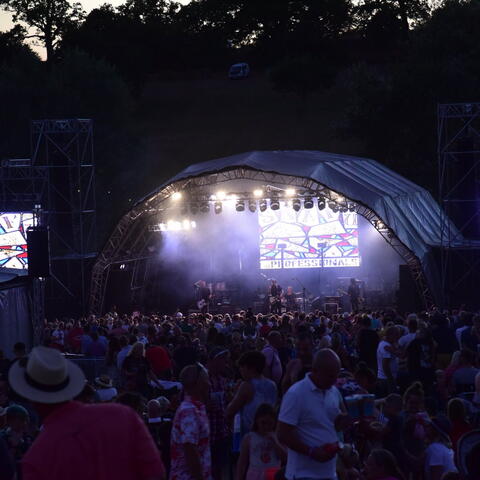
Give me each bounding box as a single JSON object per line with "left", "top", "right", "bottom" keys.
{"left": 94, "top": 374, "right": 118, "bottom": 402}
{"left": 117, "top": 335, "right": 132, "bottom": 371}
{"left": 277, "top": 349, "right": 348, "bottom": 480}
{"left": 376, "top": 326, "right": 400, "bottom": 397}
{"left": 80, "top": 325, "right": 93, "bottom": 354}
{"left": 364, "top": 449, "right": 405, "bottom": 480}
{"left": 235, "top": 403, "right": 286, "bottom": 480}
{"left": 169, "top": 364, "right": 212, "bottom": 480}
{"left": 8, "top": 346, "right": 165, "bottom": 480}
{"left": 424, "top": 416, "right": 458, "bottom": 480}
{"left": 0, "top": 404, "right": 33, "bottom": 477}
{"left": 431, "top": 314, "right": 456, "bottom": 369}
{"left": 281, "top": 332, "right": 314, "bottom": 394}
{"left": 355, "top": 316, "right": 379, "bottom": 372}
{"left": 146, "top": 341, "right": 172, "bottom": 380}
{"left": 262, "top": 331, "right": 283, "bottom": 385}
{"left": 122, "top": 341, "right": 159, "bottom": 396}
{"left": 446, "top": 398, "right": 471, "bottom": 452}
{"left": 406, "top": 325, "right": 436, "bottom": 395}
{"left": 450, "top": 350, "right": 479, "bottom": 394}
{"left": 173, "top": 335, "right": 199, "bottom": 377}
{"left": 206, "top": 347, "right": 230, "bottom": 480}
{"left": 226, "top": 351, "right": 277, "bottom": 438}
{"left": 460, "top": 314, "right": 480, "bottom": 356}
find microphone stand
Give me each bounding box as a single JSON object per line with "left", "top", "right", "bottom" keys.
{"left": 293, "top": 277, "right": 308, "bottom": 312}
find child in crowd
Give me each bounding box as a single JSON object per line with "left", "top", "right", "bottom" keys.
{"left": 364, "top": 449, "right": 405, "bottom": 480}
{"left": 235, "top": 403, "right": 286, "bottom": 480}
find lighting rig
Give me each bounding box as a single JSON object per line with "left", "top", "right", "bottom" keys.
{"left": 149, "top": 186, "right": 358, "bottom": 232}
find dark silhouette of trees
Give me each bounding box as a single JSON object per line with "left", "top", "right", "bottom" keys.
{"left": 0, "top": 0, "right": 84, "bottom": 63}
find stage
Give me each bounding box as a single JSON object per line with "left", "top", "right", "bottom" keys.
{"left": 91, "top": 150, "right": 471, "bottom": 315}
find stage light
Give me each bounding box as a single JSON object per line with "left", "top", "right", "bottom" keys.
{"left": 285, "top": 188, "right": 296, "bottom": 196}
{"left": 348, "top": 202, "right": 356, "bottom": 212}
{"left": 317, "top": 197, "right": 326, "bottom": 210}
{"left": 253, "top": 189, "right": 263, "bottom": 198}
{"left": 248, "top": 200, "right": 256, "bottom": 212}
{"left": 304, "top": 196, "right": 314, "bottom": 209}
{"left": 340, "top": 204, "right": 348, "bottom": 213}
{"left": 270, "top": 196, "right": 280, "bottom": 210}
{"left": 336, "top": 195, "right": 344, "bottom": 203}
{"left": 292, "top": 198, "right": 301, "bottom": 212}
{"left": 190, "top": 203, "right": 199, "bottom": 215}
{"left": 236, "top": 199, "right": 245, "bottom": 212}
{"left": 259, "top": 199, "right": 267, "bottom": 212}
{"left": 216, "top": 191, "right": 227, "bottom": 201}
{"left": 182, "top": 219, "right": 191, "bottom": 230}
{"left": 200, "top": 202, "right": 209, "bottom": 213}
{"left": 329, "top": 201, "right": 339, "bottom": 213}
{"left": 214, "top": 201, "right": 222, "bottom": 214}
{"left": 172, "top": 192, "right": 182, "bottom": 201}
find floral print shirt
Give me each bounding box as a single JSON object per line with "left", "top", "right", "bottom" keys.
{"left": 170, "top": 396, "right": 212, "bottom": 480}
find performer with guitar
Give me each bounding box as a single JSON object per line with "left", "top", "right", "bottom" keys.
{"left": 269, "top": 279, "right": 283, "bottom": 314}
{"left": 194, "top": 280, "right": 211, "bottom": 314}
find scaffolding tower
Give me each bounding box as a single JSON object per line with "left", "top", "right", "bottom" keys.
{"left": 438, "top": 102, "right": 480, "bottom": 307}
{"left": 31, "top": 119, "right": 97, "bottom": 316}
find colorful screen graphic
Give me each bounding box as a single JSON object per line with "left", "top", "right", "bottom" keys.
{"left": 259, "top": 206, "right": 360, "bottom": 269}
{"left": 0, "top": 212, "right": 34, "bottom": 271}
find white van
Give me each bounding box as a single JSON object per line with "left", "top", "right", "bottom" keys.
{"left": 228, "top": 62, "right": 250, "bottom": 79}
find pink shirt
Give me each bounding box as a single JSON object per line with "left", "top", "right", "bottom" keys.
{"left": 22, "top": 401, "right": 165, "bottom": 480}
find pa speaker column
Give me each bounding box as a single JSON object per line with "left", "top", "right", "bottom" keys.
{"left": 27, "top": 226, "right": 51, "bottom": 277}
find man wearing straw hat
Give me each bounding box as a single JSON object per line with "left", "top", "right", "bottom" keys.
{"left": 8, "top": 346, "right": 165, "bottom": 480}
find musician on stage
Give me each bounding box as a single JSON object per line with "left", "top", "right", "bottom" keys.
{"left": 348, "top": 277, "right": 360, "bottom": 312}
{"left": 269, "top": 279, "right": 282, "bottom": 314}
{"left": 194, "top": 280, "right": 211, "bottom": 314}
{"left": 284, "top": 286, "right": 297, "bottom": 312}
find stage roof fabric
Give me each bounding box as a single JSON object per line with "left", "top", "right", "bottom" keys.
{"left": 139, "top": 150, "right": 463, "bottom": 257}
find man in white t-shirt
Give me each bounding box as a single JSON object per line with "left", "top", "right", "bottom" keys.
{"left": 377, "top": 326, "right": 399, "bottom": 396}
{"left": 277, "top": 349, "right": 348, "bottom": 480}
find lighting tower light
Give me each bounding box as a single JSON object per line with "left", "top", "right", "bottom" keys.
{"left": 292, "top": 198, "right": 301, "bottom": 212}
{"left": 200, "top": 202, "right": 210, "bottom": 214}
{"left": 317, "top": 196, "right": 326, "bottom": 210}
{"left": 214, "top": 201, "right": 222, "bottom": 214}
{"left": 236, "top": 199, "right": 245, "bottom": 212}
{"left": 253, "top": 189, "right": 263, "bottom": 198}
{"left": 259, "top": 199, "right": 267, "bottom": 212}
{"left": 270, "top": 194, "right": 280, "bottom": 211}
{"left": 172, "top": 192, "right": 182, "bottom": 201}
{"left": 304, "top": 196, "right": 314, "bottom": 209}
{"left": 248, "top": 199, "right": 257, "bottom": 212}
{"left": 285, "top": 188, "right": 296, "bottom": 196}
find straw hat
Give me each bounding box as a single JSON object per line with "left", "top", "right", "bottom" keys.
{"left": 8, "top": 346, "right": 86, "bottom": 404}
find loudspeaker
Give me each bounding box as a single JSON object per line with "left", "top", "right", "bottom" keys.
{"left": 397, "top": 264, "right": 421, "bottom": 313}
{"left": 27, "top": 227, "right": 51, "bottom": 277}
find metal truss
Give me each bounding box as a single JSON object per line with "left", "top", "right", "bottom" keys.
{"left": 89, "top": 167, "right": 433, "bottom": 314}
{"left": 31, "top": 119, "right": 97, "bottom": 315}
{"left": 0, "top": 159, "right": 48, "bottom": 211}
{"left": 438, "top": 103, "right": 480, "bottom": 306}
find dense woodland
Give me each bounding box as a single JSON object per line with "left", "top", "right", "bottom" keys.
{"left": 0, "top": 0, "right": 479, "bottom": 240}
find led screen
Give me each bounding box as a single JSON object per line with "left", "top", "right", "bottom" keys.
{"left": 259, "top": 206, "right": 360, "bottom": 269}
{"left": 0, "top": 212, "right": 34, "bottom": 271}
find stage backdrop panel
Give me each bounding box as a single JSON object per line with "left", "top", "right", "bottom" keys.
{"left": 259, "top": 206, "right": 360, "bottom": 269}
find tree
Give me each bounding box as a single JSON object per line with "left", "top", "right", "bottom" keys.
{"left": 355, "top": 0, "right": 431, "bottom": 40}
{"left": 0, "top": 0, "right": 85, "bottom": 63}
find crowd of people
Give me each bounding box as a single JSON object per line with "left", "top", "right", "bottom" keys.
{"left": 1, "top": 306, "right": 480, "bottom": 480}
